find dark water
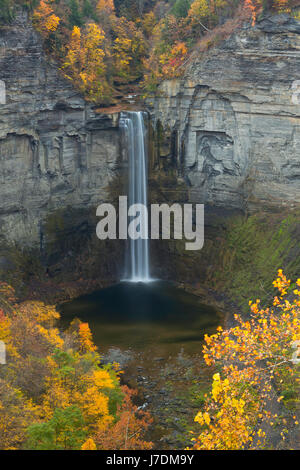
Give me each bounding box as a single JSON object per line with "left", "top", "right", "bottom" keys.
{"left": 59, "top": 281, "right": 222, "bottom": 356}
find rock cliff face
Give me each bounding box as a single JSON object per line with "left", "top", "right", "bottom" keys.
{"left": 1, "top": 10, "right": 300, "bottom": 288}
{"left": 0, "top": 10, "right": 121, "bottom": 249}
{"left": 149, "top": 14, "right": 300, "bottom": 213}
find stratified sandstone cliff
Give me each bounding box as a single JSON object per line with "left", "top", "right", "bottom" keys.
{"left": 149, "top": 14, "right": 300, "bottom": 213}
{"left": 0, "top": 10, "right": 120, "bottom": 248}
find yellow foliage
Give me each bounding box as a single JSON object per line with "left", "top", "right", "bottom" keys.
{"left": 81, "top": 438, "right": 97, "bottom": 450}
{"left": 0, "top": 382, "right": 39, "bottom": 450}
{"left": 36, "top": 325, "right": 64, "bottom": 349}
{"left": 41, "top": 350, "right": 115, "bottom": 432}
{"left": 190, "top": 270, "right": 300, "bottom": 450}
{"left": 0, "top": 311, "right": 18, "bottom": 358}
{"left": 112, "top": 16, "right": 146, "bottom": 80}
{"left": 19, "top": 301, "right": 60, "bottom": 326}
{"left": 63, "top": 23, "right": 109, "bottom": 103}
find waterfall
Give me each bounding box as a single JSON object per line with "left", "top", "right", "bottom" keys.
{"left": 120, "top": 111, "right": 151, "bottom": 282}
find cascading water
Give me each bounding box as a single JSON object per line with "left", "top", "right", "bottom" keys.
{"left": 120, "top": 111, "right": 151, "bottom": 282}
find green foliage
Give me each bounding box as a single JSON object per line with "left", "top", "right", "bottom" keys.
{"left": 212, "top": 211, "right": 300, "bottom": 308}
{"left": 25, "top": 406, "right": 87, "bottom": 450}
{"left": 171, "top": 0, "right": 192, "bottom": 17}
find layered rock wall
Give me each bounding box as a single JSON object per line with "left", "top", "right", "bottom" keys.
{"left": 149, "top": 14, "right": 300, "bottom": 213}
{"left": 0, "top": 10, "right": 121, "bottom": 248}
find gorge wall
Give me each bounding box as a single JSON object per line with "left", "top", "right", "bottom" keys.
{"left": 148, "top": 14, "right": 300, "bottom": 214}
{"left": 0, "top": 10, "right": 122, "bottom": 251}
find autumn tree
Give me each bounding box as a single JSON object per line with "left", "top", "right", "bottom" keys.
{"left": 188, "top": 0, "right": 210, "bottom": 25}
{"left": 0, "top": 380, "right": 39, "bottom": 450}
{"left": 142, "top": 14, "right": 189, "bottom": 90}
{"left": 0, "top": 283, "right": 152, "bottom": 450}
{"left": 188, "top": 0, "right": 228, "bottom": 30}
{"left": 159, "top": 41, "right": 188, "bottom": 77}
{"left": 112, "top": 16, "right": 147, "bottom": 81}
{"left": 244, "top": 0, "right": 258, "bottom": 24}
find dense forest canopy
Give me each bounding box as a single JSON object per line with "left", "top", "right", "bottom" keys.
{"left": 0, "top": 0, "right": 299, "bottom": 102}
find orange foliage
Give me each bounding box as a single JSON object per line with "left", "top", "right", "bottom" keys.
{"left": 30, "top": 0, "right": 296, "bottom": 100}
